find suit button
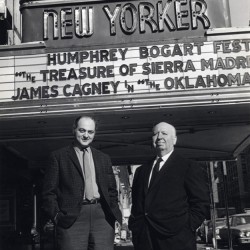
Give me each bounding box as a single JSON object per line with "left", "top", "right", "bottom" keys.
{"left": 145, "top": 212, "right": 148, "bottom": 216}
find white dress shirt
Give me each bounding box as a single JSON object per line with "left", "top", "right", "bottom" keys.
{"left": 148, "top": 150, "right": 173, "bottom": 186}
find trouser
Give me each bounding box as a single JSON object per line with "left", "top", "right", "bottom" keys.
{"left": 56, "top": 203, "right": 115, "bottom": 250}
{"left": 132, "top": 222, "right": 197, "bottom": 250}
{"left": 148, "top": 223, "right": 197, "bottom": 250}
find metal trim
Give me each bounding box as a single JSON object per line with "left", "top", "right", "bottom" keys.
{"left": 20, "top": 0, "right": 135, "bottom": 9}
{"left": 0, "top": 41, "right": 46, "bottom": 51}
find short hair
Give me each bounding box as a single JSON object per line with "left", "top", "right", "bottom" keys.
{"left": 72, "top": 115, "right": 97, "bottom": 135}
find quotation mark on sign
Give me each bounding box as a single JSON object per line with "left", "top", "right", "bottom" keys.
{"left": 137, "top": 79, "right": 160, "bottom": 90}
{"left": 15, "top": 71, "right": 36, "bottom": 83}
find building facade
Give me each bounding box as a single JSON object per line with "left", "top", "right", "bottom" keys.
{"left": 0, "top": 0, "right": 250, "bottom": 248}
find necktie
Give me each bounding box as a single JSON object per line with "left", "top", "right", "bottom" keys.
{"left": 83, "top": 149, "right": 94, "bottom": 200}
{"left": 149, "top": 157, "right": 163, "bottom": 187}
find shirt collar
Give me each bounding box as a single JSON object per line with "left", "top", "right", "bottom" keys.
{"left": 156, "top": 149, "right": 173, "bottom": 163}
{"left": 73, "top": 142, "right": 90, "bottom": 153}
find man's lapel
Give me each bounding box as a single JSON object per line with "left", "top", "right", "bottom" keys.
{"left": 91, "top": 147, "right": 109, "bottom": 196}
{"left": 90, "top": 147, "right": 102, "bottom": 183}
{"left": 144, "top": 159, "right": 154, "bottom": 195}
{"left": 67, "top": 145, "right": 84, "bottom": 179}
{"left": 146, "top": 152, "right": 175, "bottom": 194}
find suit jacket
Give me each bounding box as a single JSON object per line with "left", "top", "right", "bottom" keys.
{"left": 42, "top": 145, "right": 122, "bottom": 228}
{"left": 129, "top": 152, "right": 210, "bottom": 238}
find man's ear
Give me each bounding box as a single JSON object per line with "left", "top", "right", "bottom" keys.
{"left": 173, "top": 136, "right": 177, "bottom": 145}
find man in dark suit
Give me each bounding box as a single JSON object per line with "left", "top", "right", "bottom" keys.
{"left": 129, "top": 122, "right": 210, "bottom": 250}
{"left": 42, "top": 115, "right": 122, "bottom": 250}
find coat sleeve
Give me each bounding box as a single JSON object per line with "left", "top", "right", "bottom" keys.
{"left": 106, "top": 155, "right": 118, "bottom": 204}
{"left": 105, "top": 155, "right": 122, "bottom": 224}
{"left": 128, "top": 166, "right": 143, "bottom": 231}
{"left": 185, "top": 161, "right": 210, "bottom": 231}
{"left": 42, "top": 152, "right": 60, "bottom": 221}
{"left": 129, "top": 166, "right": 141, "bottom": 217}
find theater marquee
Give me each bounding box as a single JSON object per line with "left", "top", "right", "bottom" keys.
{"left": 0, "top": 0, "right": 249, "bottom": 117}
{"left": 1, "top": 39, "right": 249, "bottom": 104}
{"left": 20, "top": 0, "right": 230, "bottom": 48}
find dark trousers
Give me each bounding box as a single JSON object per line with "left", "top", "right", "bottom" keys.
{"left": 56, "top": 203, "right": 115, "bottom": 250}
{"left": 133, "top": 222, "right": 197, "bottom": 250}
{"left": 148, "top": 224, "right": 197, "bottom": 250}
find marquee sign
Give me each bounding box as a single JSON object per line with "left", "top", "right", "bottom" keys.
{"left": 20, "top": 0, "right": 230, "bottom": 48}
{"left": 0, "top": 38, "right": 249, "bottom": 106}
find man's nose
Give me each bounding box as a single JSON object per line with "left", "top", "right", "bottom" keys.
{"left": 82, "top": 131, "right": 88, "bottom": 137}
{"left": 157, "top": 132, "right": 163, "bottom": 139}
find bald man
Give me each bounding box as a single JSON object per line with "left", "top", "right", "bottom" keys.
{"left": 129, "top": 122, "right": 210, "bottom": 250}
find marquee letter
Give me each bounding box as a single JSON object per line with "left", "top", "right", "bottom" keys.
{"left": 75, "top": 7, "right": 94, "bottom": 37}
{"left": 103, "top": 5, "right": 121, "bottom": 35}
{"left": 157, "top": 1, "right": 175, "bottom": 31}
{"left": 191, "top": 0, "right": 210, "bottom": 29}
{"left": 120, "top": 3, "right": 138, "bottom": 34}
{"left": 139, "top": 3, "right": 158, "bottom": 33}
{"left": 44, "top": 10, "right": 59, "bottom": 39}
{"left": 175, "top": 0, "right": 189, "bottom": 30}
{"left": 61, "top": 8, "right": 73, "bottom": 38}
